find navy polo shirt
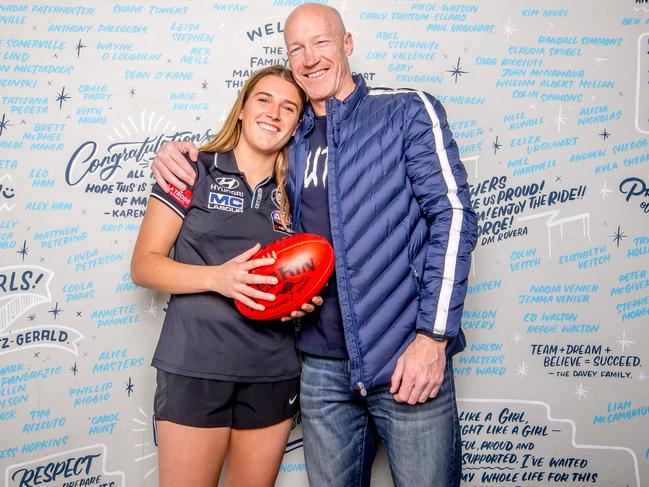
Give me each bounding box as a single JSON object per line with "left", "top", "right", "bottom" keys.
{"left": 150, "top": 150, "right": 299, "bottom": 382}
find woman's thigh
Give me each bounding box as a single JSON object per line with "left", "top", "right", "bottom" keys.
{"left": 225, "top": 418, "right": 293, "bottom": 487}
{"left": 157, "top": 420, "right": 230, "bottom": 487}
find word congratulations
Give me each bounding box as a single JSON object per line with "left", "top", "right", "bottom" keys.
{"left": 65, "top": 130, "right": 212, "bottom": 186}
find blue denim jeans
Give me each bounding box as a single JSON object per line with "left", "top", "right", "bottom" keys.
{"left": 300, "top": 355, "right": 461, "bottom": 487}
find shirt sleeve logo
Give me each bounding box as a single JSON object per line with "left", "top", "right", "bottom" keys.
{"left": 167, "top": 184, "right": 192, "bottom": 209}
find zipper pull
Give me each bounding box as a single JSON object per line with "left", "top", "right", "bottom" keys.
{"left": 411, "top": 265, "right": 420, "bottom": 279}
{"left": 357, "top": 382, "right": 367, "bottom": 397}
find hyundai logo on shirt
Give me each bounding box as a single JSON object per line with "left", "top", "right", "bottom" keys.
{"left": 215, "top": 177, "right": 240, "bottom": 190}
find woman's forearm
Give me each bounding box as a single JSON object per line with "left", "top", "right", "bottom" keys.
{"left": 131, "top": 252, "right": 219, "bottom": 295}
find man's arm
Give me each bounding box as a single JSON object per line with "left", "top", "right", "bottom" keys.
{"left": 390, "top": 92, "right": 478, "bottom": 404}
{"left": 151, "top": 141, "right": 199, "bottom": 192}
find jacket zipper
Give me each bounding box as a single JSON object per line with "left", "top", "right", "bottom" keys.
{"left": 326, "top": 98, "right": 365, "bottom": 395}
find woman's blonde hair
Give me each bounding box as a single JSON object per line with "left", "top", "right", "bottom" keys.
{"left": 200, "top": 65, "right": 306, "bottom": 231}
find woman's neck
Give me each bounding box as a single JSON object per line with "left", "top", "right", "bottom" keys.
{"left": 233, "top": 144, "right": 276, "bottom": 189}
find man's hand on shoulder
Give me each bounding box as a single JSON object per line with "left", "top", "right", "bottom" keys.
{"left": 389, "top": 333, "right": 447, "bottom": 405}
{"left": 152, "top": 141, "right": 198, "bottom": 192}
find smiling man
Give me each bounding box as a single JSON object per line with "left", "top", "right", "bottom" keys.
{"left": 152, "top": 4, "right": 477, "bottom": 486}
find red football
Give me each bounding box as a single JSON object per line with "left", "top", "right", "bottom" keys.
{"left": 235, "top": 233, "right": 335, "bottom": 320}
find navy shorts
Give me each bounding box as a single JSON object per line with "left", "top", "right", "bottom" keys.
{"left": 153, "top": 369, "right": 300, "bottom": 429}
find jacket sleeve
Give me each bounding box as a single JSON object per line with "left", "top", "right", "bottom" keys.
{"left": 403, "top": 92, "right": 478, "bottom": 339}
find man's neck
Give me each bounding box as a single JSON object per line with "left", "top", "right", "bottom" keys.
{"left": 310, "top": 76, "right": 357, "bottom": 116}
{"left": 311, "top": 100, "right": 326, "bottom": 117}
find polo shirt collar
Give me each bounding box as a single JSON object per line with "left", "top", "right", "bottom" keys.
{"left": 213, "top": 150, "right": 240, "bottom": 175}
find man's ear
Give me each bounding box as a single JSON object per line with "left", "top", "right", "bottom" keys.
{"left": 344, "top": 32, "right": 354, "bottom": 57}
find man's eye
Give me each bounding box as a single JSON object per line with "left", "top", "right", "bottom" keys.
{"left": 289, "top": 47, "right": 302, "bottom": 56}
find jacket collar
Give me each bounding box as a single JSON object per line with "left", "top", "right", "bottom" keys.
{"left": 295, "top": 75, "right": 368, "bottom": 143}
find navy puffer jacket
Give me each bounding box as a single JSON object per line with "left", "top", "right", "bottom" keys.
{"left": 287, "top": 76, "right": 478, "bottom": 392}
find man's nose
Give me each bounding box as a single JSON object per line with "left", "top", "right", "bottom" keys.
{"left": 303, "top": 45, "right": 319, "bottom": 67}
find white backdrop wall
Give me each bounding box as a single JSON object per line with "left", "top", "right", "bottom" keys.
{"left": 1, "top": 1, "right": 648, "bottom": 486}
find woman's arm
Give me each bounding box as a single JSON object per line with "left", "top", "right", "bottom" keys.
{"left": 130, "top": 198, "right": 278, "bottom": 311}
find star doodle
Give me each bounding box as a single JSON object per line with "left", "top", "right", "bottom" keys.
{"left": 56, "top": 87, "right": 71, "bottom": 109}
{"left": 573, "top": 382, "right": 588, "bottom": 400}
{"left": 126, "top": 377, "right": 135, "bottom": 397}
{"left": 512, "top": 332, "right": 522, "bottom": 344}
{"left": 34, "top": 352, "right": 40, "bottom": 358}
{"left": 553, "top": 106, "right": 568, "bottom": 134}
{"left": 70, "top": 362, "right": 79, "bottom": 375}
{"left": 76, "top": 311, "right": 82, "bottom": 317}
{"left": 75, "top": 39, "right": 86, "bottom": 58}
{"left": 0, "top": 113, "right": 11, "bottom": 137}
{"left": 28, "top": 313, "right": 36, "bottom": 321}
{"left": 597, "top": 180, "right": 613, "bottom": 200}
{"left": 201, "top": 80, "right": 208, "bottom": 90}
{"left": 48, "top": 302, "right": 63, "bottom": 320}
{"left": 502, "top": 18, "right": 517, "bottom": 40}
{"left": 17, "top": 240, "right": 29, "bottom": 260}
{"left": 616, "top": 331, "right": 635, "bottom": 351}
{"left": 144, "top": 298, "right": 158, "bottom": 318}
{"left": 516, "top": 361, "right": 529, "bottom": 378}
{"left": 610, "top": 225, "right": 626, "bottom": 247}
{"left": 195, "top": 115, "right": 201, "bottom": 122}
{"left": 447, "top": 57, "right": 468, "bottom": 84}
{"left": 598, "top": 129, "right": 610, "bottom": 140}
{"left": 492, "top": 136, "right": 502, "bottom": 154}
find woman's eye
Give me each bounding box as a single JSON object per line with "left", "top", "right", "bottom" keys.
{"left": 283, "top": 106, "right": 296, "bottom": 113}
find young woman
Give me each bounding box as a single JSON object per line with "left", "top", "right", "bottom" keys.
{"left": 131, "top": 66, "right": 307, "bottom": 487}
